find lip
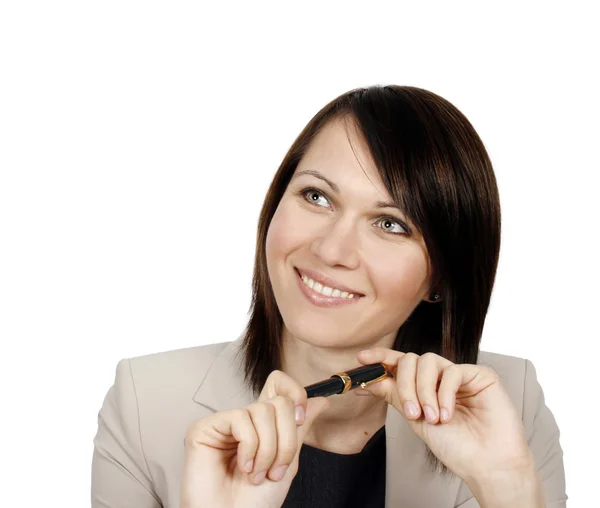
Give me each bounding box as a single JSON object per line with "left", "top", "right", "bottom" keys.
{"left": 294, "top": 268, "right": 364, "bottom": 308}
{"left": 295, "top": 267, "right": 364, "bottom": 296}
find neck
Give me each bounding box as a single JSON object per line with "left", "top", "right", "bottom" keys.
{"left": 279, "top": 328, "right": 394, "bottom": 451}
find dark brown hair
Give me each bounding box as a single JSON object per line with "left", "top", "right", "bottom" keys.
{"left": 236, "top": 85, "right": 501, "bottom": 474}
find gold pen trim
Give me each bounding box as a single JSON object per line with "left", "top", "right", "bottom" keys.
{"left": 359, "top": 371, "right": 389, "bottom": 388}
{"left": 332, "top": 372, "right": 352, "bottom": 393}
{"left": 333, "top": 367, "right": 389, "bottom": 393}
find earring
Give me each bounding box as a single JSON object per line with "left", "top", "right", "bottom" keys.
{"left": 430, "top": 292, "right": 440, "bottom": 301}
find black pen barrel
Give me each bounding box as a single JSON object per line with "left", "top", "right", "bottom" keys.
{"left": 304, "top": 363, "right": 389, "bottom": 398}
{"left": 305, "top": 377, "right": 344, "bottom": 398}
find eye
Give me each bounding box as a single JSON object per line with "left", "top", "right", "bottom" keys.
{"left": 374, "top": 216, "right": 409, "bottom": 236}
{"left": 301, "top": 188, "right": 331, "bottom": 208}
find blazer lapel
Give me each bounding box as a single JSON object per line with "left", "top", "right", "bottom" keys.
{"left": 193, "top": 338, "right": 463, "bottom": 507}
{"left": 192, "top": 337, "right": 255, "bottom": 412}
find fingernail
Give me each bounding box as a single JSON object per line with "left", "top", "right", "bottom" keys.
{"left": 270, "top": 464, "right": 289, "bottom": 481}
{"left": 423, "top": 405, "right": 436, "bottom": 422}
{"left": 403, "top": 401, "right": 419, "bottom": 418}
{"left": 252, "top": 471, "right": 266, "bottom": 484}
{"left": 440, "top": 408, "right": 449, "bottom": 422}
{"left": 244, "top": 459, "right": 254, "bottom": 473}
{"left": 359, "top": 350, "right": 371, "bottom": 355}
{"left": 295, "top": 405, "right": 305, "bottom": 425}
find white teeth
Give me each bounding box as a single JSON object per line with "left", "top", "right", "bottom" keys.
{"left": 300, "top": 273, "right": 359, "bottom": 299}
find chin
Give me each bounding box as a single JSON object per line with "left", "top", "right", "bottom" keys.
{"left": 283, "top": 322, "right": 358, "bottom": 350}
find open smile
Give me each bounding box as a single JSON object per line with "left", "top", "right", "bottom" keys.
{"left": 294, "top": 268, "right": 364, "bottom": 308}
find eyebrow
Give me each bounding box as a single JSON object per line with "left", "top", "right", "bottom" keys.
{"left": 292, "top": 169, "right": 403, "bottom": 211}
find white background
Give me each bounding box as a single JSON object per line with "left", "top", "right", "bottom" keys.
{"left": 1, "top": 1, "right": 598, "bottom": 506}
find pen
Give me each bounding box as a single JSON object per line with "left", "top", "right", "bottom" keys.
{"left": 304, "top": 362, "right": 392, "bottom": 398}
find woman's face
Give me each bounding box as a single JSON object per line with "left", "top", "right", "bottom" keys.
{"left": 265, "top": 117, "right": 433, "bottom": 350}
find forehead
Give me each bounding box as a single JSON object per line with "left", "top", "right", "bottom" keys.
{"left": 296, "top": 117, "right": 389, "bottom": 198}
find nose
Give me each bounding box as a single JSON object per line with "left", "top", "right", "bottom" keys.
{"left": 310, "top": 215, "right": 360, "bottom": 269}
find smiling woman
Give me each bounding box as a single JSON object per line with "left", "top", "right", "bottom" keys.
{"left": 92, "top": 85, "right": 566, "bottom": 508}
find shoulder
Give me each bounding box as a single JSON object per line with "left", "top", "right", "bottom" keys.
{"left": 477, "top": 350, "right": 531, "bottom": 409}
{"left": 477, "top": 350, "right": 529, "bottom": 408}
{"left": 126, "top": 340, "right": 231, "bottom": 383}
{"left": 93, "top": 340, "right": 240, "bottom": 505}
{"left": 117, "top": 339, "right": 236, "bottom": 412}
{"left": 113, "top": 339, "right": 237, "bottom": 456}
{"left": 477, "top": 350, "right": 553, "bottom": 437}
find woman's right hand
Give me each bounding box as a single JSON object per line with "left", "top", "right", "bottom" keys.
{"left": 180, "top": 370, "right": 331, "bottom": 508}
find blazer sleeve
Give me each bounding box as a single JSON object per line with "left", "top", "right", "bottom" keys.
{"left": 455, "top": 358, "right": 568, "bottom": 508}
{"left": 91, "top": 358, "right": 162, "bottom": 508}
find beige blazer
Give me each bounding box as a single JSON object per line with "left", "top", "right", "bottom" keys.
{"left": 91, "top": 336, "right": 568, "bottom": 507}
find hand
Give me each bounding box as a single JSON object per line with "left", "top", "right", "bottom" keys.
{"left": 356, "top": 348, "right": 535, "bottom": 485}
{"left": 180, "top": 370, "right": 330, "bottom": 508}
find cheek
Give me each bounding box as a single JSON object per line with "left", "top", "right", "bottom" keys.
{"left": 266, "top": 199, "right": 313, "bottom": 263}
{"left": 368, "top": 247, "right": 429, "bottom": 301}
{"left": 266, "top": 203, "right": 299, "bottom": 282}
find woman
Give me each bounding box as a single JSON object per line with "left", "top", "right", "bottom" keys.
{"left": 91, "top": 85, "right": 567, "bottom": 507}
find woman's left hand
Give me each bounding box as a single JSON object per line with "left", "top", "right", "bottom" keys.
{"left": 356, "top": 348, "right": 535, "bottom": 485}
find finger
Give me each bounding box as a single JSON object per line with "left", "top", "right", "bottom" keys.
{"left": 227, "top": 410, "right": 260, "bottom": 476}
{"left": 357, "top": 348, "right": 405, "bottom": 374}
{"left": 394, "top": 353, "right": 421, "bottom": 420}
{"left": 416, "top": 353, "right": 446, "bottom": 424}
{"left": 437, "top": 364, "right": 463, "bottom": 423}
{"left": 246, "top": 401, "right": 278, "bottom": 484}
{"left": 268, "top": 397, "right": 331, "bottom": 481}
{"left": 183, "top": 408, "right": 261, "bottom": 504}
{"left": 355, "top": 352, "right": 405, "bottom": 411}
{"left": 187, "top": 408, "right": 259, "bottom": 477}
{"left": 260, "top": 370, "right": 308, "bottom": 425}
{"left": 275, "top": 397, "right": 330, "bottom": 484}
{"left": 264, "top": 396, "right": 298, "bottom": 482}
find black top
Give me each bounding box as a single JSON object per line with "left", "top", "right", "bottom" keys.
{"left": 282, "top": 425, "right": 386, "bottom": 508}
